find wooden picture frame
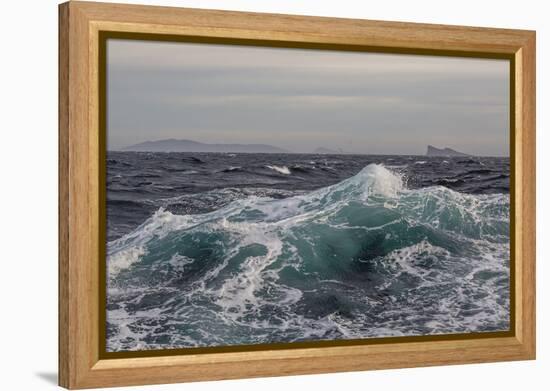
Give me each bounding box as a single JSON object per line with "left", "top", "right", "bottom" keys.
{"left": 59, "top": 1, "right": 536, "bottom": 389}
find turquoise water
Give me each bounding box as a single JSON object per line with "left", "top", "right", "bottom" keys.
{"left": 106, "top": 164, "right": 509, "bottom": 351}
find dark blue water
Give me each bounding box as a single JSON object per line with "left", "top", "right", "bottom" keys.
{"left": 106, "top": 152, "right": 510, "bottom": 352}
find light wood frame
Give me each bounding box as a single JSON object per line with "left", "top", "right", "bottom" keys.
{"left": 59, "top": 1, "right": 536, "bottom": 389}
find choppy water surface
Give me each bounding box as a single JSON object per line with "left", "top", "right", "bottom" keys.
{"left": 106, "top": 152, "right": 510, "bottom": 351}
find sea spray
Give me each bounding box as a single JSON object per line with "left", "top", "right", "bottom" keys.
{"left": 106, "top": 162, "right": 510, "bottom": 351}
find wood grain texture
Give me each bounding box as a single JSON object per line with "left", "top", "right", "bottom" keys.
{"left": 58, "top": 3, "right": 70, "bottom": 387}
{"left": 518, "top": 33, "right": 536, "bottom": 355}
{"left": 58, "top": 1, "right": 536, "bottom": 388}
{"left": 74, "top": 0, "right": 530, "bottom": 54}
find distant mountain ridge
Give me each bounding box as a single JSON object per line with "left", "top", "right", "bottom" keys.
{"left": 426, "top": 145, "right": 470, "bottom": 157}
{"left": 313, "top": 147, "right": 342, "bottom": 154}
{"left": 121, "top": 139, "right": 288, "bottom": 153}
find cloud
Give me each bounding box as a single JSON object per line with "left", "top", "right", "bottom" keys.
{"left": 108, "top": 39, "right": 507, "bottom": 76}
{"left": 107, "top": 39, "right": 509, "bottom": 156}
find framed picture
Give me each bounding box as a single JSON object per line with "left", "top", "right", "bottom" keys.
{"left": 59, "top": 1, "right": 536, "bottom": 389}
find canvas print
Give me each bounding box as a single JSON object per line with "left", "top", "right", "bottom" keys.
{"left": 105, "top": 39, "right": 510, "bottom": 352}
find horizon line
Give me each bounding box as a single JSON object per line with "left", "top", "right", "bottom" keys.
{"left": 107, "top": 149, "right": 509, "bottom": 158}
{"left": 109, "top": 138, "right": 507, "bottom": 157}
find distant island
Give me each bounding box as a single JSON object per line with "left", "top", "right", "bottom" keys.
{"left": 426, "top": 145, "right": 471, "bottom": 157}
{"left": 313, "top": 147, "right": 342, "bottom": 154}
{"left": 121, "top": 139, "right": 289, "bottom": 153}
{"left": 118, "top": 140, "right": 474, "bottom": 156}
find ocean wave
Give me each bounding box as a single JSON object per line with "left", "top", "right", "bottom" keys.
{"left": 221, "top": 166, "right": 243, "bottom": 173}
{"left": 181, "top": 156, "right": 206, "bottom": 164}
{"left": 466, "top": 168, "right": 495, "bottom": 175}
{"left": 106, "top": 164, "right": 509, "bottom": 351}
{"left": 290, "top": 164, "right": 313, "bottom": 173}
{"left": 265, "top": 165, "right": 291, "bottom": 175}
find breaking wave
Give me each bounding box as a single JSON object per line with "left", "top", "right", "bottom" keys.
{"left": 265, "top": 165, "right": 291, "bottom": 175}
{"left": 106, "top": 164, "right": 510, "bottom": 351}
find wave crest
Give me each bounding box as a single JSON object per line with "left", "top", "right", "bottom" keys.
{"left": 106, "top": 164, "right": 510, "bottom": 351}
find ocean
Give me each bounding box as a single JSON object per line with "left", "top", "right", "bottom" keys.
{"left": 106, "top": 152, "right": 510, "bottom": 352}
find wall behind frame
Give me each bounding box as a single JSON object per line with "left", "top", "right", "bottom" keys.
{"left": 0, "top": 0, "right": 546, "bottom": 390}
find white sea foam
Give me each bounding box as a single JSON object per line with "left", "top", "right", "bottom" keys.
{"left": 167, "top": 253, "right": 194, "bottom": 269}
{"left": 108, "top": 246, "right": 146, "bottom": 276}
{"left": 106, "top": 165, "right": 404, "bottom": 277}
{"left": 106, "top": 162, "right": 510, "bottom": 351}
{"left": 223, "top": 166, "right": 241, "bottom": 171}
{"left": 385, "top": 240, "right": 450, "bottom": 283}
{"left": 106, "top": 164, "right": 505, "bottom": 279}
{"left": 266, "top": 165, "right": 291, "bottom": 175}
{"left": 357, "top": 164, "right": 403, "bottom": 198}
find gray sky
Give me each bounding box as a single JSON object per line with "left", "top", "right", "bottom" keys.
{"left": 107, "top": 39, "right": 509, "bottom": 156}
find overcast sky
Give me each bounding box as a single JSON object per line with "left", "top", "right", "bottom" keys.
{"left": 107, "top": 39, "right": 509, "bottom": 156}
